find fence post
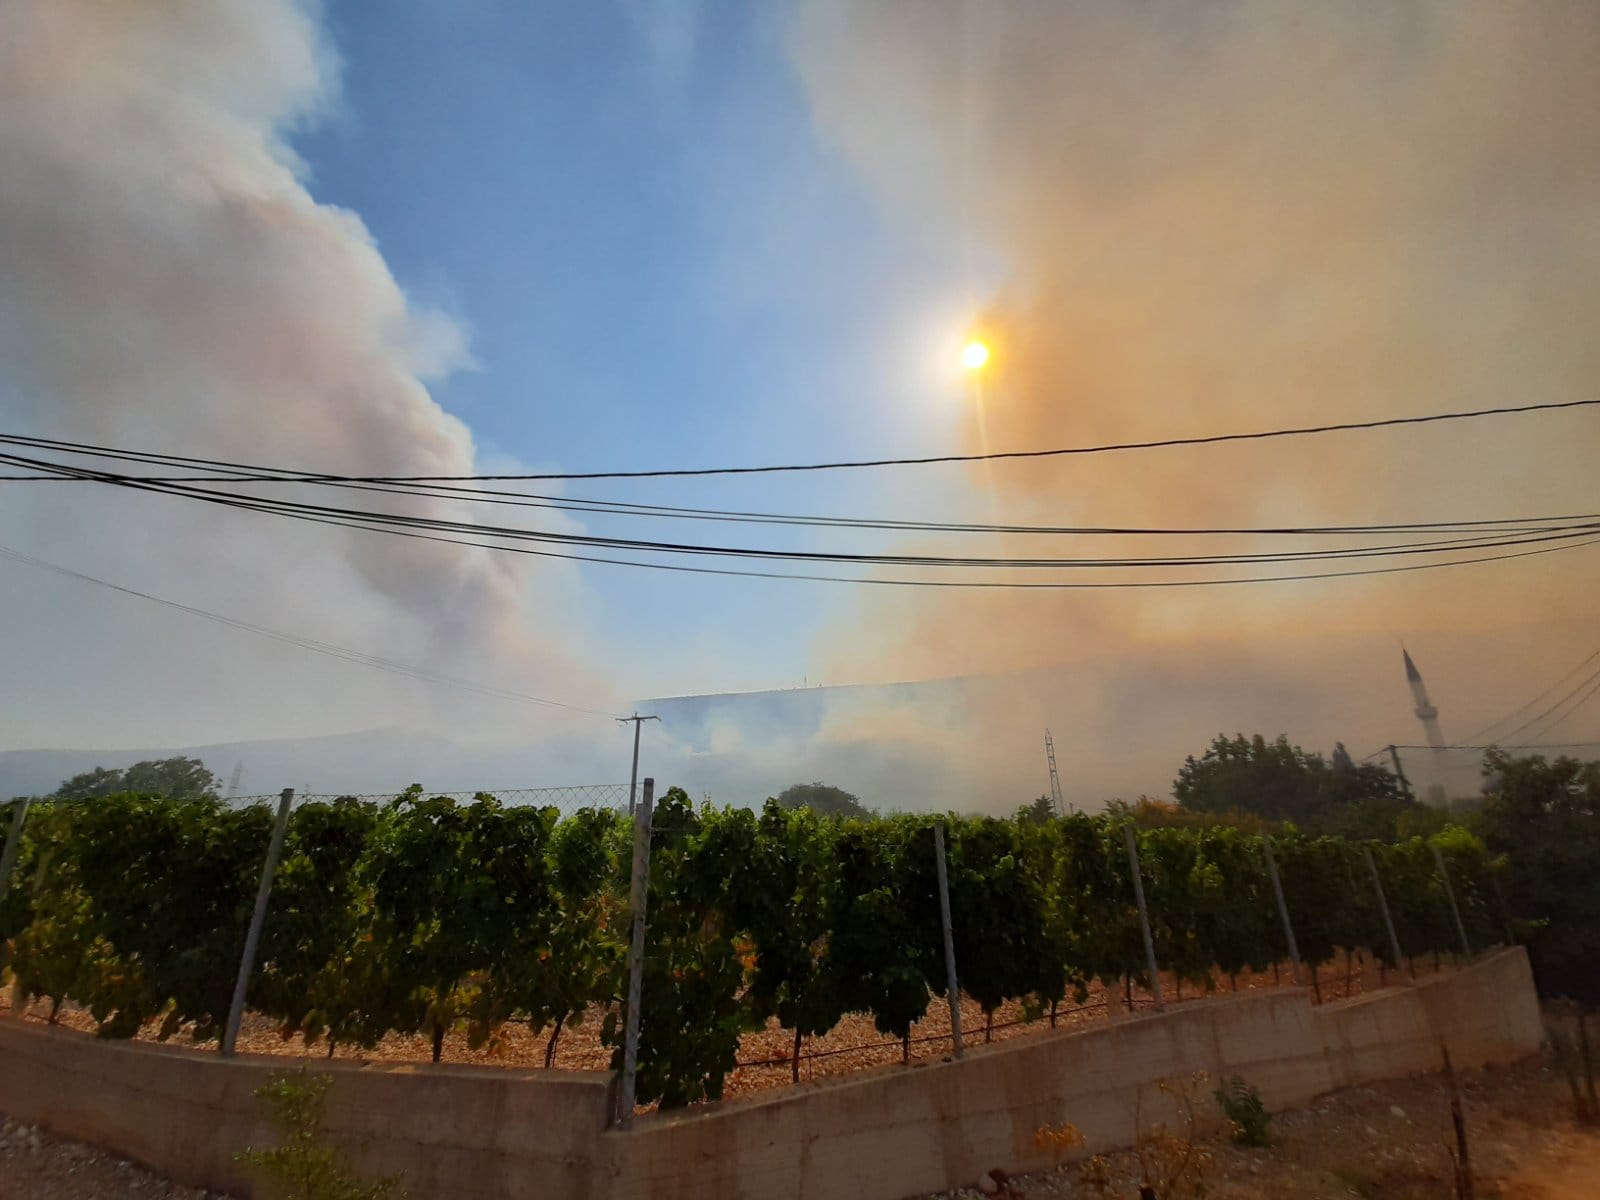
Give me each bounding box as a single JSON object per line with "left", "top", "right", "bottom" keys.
{"left": 221, "top": 788, "right": 294, "bottom": 1058}
{"left": 618, "top": 776, "right": 655, "bottom": 1129}
{"left": 1364, "top": 846, "right": 1406, "bottom": 971}
{"left": 1431, "top": 843, "right": 1473, "bottom": 960}
{"left": 0, "top": 798, "right": 31, "bottom": 900}
{"left": 933, "top": 822, "right": 964, "bottom": 1059}
{"left": 1121, "top": 823, "right": 1165, "bottom": 1013}
{"left": 1487, "top": 869, "right": 1516, "bottom": 949}
{"left": 1262, "top": 835, "right": 1303, "bottom": 988}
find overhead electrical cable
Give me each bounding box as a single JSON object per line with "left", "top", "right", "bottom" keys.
{"left": 1, "top": 396, "right": 1596, "bottom": 482}
{"left": 1460, "top": 645, "right": 1600, "bottom": 744}
{"left": 0, "top": 544, "right": 623, "bottom": 718}
{"left": 3, "top": 454, "right": 1592, "bottom": 540}
{"left": 4, "top": 453, "right": 1596, "bottom": 590}
{"left": 6, "top": 451, "right": 1598, "bottom": 572}
{"left": 1486, "top": 660, "right": 1600, "bottom": 746}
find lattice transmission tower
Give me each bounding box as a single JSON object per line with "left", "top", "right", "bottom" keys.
{"left": 1044, "top": 729, "right": 1066, "bottom": 816}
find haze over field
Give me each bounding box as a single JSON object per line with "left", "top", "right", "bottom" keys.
{"left": 1, "top": 1, "right": 1595, "bottom": 810}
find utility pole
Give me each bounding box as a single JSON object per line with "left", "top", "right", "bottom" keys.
{"left": 1387, "top": 745, "right": 1414, "bottom": 801}
{"left": 618, "top": 713, "right": 659, "bottom": 817}
{"left": 1262, "top": 835, "right": 1303, "bottom": 988}
{"left": 222, "top": 788, "right": 295, "bottom": 1057}
{"left": 1122, "top": 824, "right": 1164, "bottom": 1013}
{"left": 933, "top": 823, "right": 963, "bottom": 1059}
{"left": 619, "top": 777, "right": 655, "bottom": 1128}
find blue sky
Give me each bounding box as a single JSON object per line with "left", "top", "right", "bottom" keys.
{"left": 289, "top": 1, "right": 984, "bottom": 697}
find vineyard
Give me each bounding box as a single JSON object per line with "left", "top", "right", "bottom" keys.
{"left": 0, "top": 789, "right": 1506, "bottom": 1109}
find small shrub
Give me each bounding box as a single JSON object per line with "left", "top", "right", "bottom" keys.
{"left": 1213, "top": 1075, "right": 1272, "bottom": 1146}
{"left": 1134, "top": 1072, "right": 1213, "bottom": 1199}
{"left": 237, "top": 1068, "right": 403, "bottom": 1200}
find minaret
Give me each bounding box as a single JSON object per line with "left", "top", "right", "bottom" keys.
{"left": 1402, "top": 648, "right": 1446, "bottom": 750}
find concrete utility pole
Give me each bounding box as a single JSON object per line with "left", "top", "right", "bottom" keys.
{"left": 1432, "top": 843, "right": 1473, "bottom": 959}
{"left": 1122, "top": 824, "right": 1165, "bottom": 1013}
{"left": 619, "top": 777, "right": 656, "bottom": 1128}
{"left": 618, "top": 714, "right": 659, "bottom": 817}
{"left": 1364, "top": 847, "right": 1405, "bottom": 970}
{"left": 222, "top": 788, "right": 294, "bottom": 1058}
{"left": 933, "top": 823, "right": 964, "bottom": 1059}
{"left": 1262, "top": 835, "right": 1303, "bottom": 988}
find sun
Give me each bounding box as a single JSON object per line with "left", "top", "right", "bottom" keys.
{"left": 960, "top": 339, "right": 991, "bottom": 370}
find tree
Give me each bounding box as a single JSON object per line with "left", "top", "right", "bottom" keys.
{"left": 1174, "top": 734, "right": 1414, "bottom": 839}
{"left": 53, "top": 757, "right": 218, "bottom": 800}
{"left": 1473, "top": 750, "right": 1600, "bottom": 1004}
{"left": 775, "top": 782, "right": 872, "bottom": 820}
{"left": 1017, "top": 795, "right": 1055, "bottom": 825}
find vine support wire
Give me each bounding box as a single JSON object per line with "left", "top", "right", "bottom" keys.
{"left": 1364, "top": 847, "right": 1406, "bottom": 971}
{"left": 1431, "top": 843, "right": 1474, "bottom": 960}
{"left": 1122, "top": 823, "right": 1165, "bottom": 1013}
{"left": 618, "top": 776, "right": 655, "bottom": 1129}
{"left": 0, "top": 798, "right": 31, "bottom": 899}
{"left": 221, "top": 788, "right": 294, "bottom": 1058}
{"left": 932, "top": 822, "right": 964, "bottom": 1059}
{"left": 1262, "top": 835, "right": 1303, "bottom": 989}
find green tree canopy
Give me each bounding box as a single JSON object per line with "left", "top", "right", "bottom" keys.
{"left": 1174, "top": 733, "right": 1416, "bottom": 839}
{"left": 1474, "top": 750, "right": 1600, "bottom": 1005}
{"left": 52, "top": 757, "right": 218, "bottom": 800}
{"left": 775, "top": 781, "right": 872, "bottom": 820}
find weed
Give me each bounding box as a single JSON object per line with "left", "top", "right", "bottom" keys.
{"left": 1132, "top": 1071, "right": 1213, "bottom": 1199}
{"left": 1212, "top": 1075, "right": 1272, "bottom": 1146}
{"left": 237, "top": 1067, "right": 403, "bottom": 1200}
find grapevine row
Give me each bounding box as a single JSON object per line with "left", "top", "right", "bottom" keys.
{"left": 0, "top": 789, "right": 1505, "bottom": 1107}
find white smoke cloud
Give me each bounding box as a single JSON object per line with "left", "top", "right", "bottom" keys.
{"left": 0, "top": 0, "right": 612, "bottom": 751}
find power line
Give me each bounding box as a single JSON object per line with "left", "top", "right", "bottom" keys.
{"left": 1488, "top": 660, "right": 1600, "bottom": 746}
{"left": 0, "top": 434, "right": 1592, "bottom": 541}
{"left": 3, "top": 397, "right": 1596, "bottom": 482}
{"left": 1460, "top": 645, "right": 1600, "bottom": 744}
{"left": 20, "top": 461, "right": 1599, "bottom": 590}
{"left": 1389, "top": 741, "right": 1600, "bottom": 751}
{"left": 5, "top": 450, "right": 1598, "bottom": 574}
{"left": 0, "top": 544, "right": 622, "bottom": 718}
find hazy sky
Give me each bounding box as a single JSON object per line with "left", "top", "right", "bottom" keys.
{"left": 0, "top": 1, "right": 1595, "bottom": 806}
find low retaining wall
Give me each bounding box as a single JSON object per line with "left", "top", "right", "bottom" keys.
{"left": 0, "top": 948, "right": 1541, "bottom": 1199}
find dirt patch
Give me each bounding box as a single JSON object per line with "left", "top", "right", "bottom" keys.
{"left": 927, "top": 1057, "right": 1600, "bottom": 1199}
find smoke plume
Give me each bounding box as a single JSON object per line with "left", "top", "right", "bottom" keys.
{"left": 780, "top": 1, "right": 1600, "bottom": 805}
{"left": 0, "top": 0, "right": 609, "bottom": 748}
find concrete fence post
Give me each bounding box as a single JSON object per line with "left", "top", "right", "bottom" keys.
{"left": 0, "top": 798, "right": 31, "bottom": 901}
{"left": 1262, "top": 835, "right": 1303, "bottom": 988}
{"left": 1431, "top": 843, "right": 1473, "bottom": 960}
{"left": 618, "top": 776, "right": 655, "bottom": 1129}
{"left": 933, "top": 822, "right": 964, "bottom": 1059}
{"left": 1364, "top": 846, "right": 1406, "bottom": 971}
{"left": 221, "top": 788, "right": 294, "bottom": 1057}
{"left": 1121, "top": 823, "right": 1164, "bottom": 1013}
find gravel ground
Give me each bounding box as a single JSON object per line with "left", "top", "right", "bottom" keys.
{"left": 0, "top": 1118, "right": 223, "bottom": 1200}
{"left": 923, "top": 1056, "right": 1600, "bottom": 1199}
{"left": 12, "top": 954, "right": 1434, "bottom": 1102}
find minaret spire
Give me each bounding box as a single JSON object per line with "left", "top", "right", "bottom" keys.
{"left": 1402, "top": 647, "right": 1446, "bottom": 750}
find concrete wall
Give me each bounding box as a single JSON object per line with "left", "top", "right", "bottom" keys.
{"left": 0, "top": 948, "right": 1542, "bottom": 1200}
{"left": 0, "top": 1021, "right": 615, "bottom": 1199}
